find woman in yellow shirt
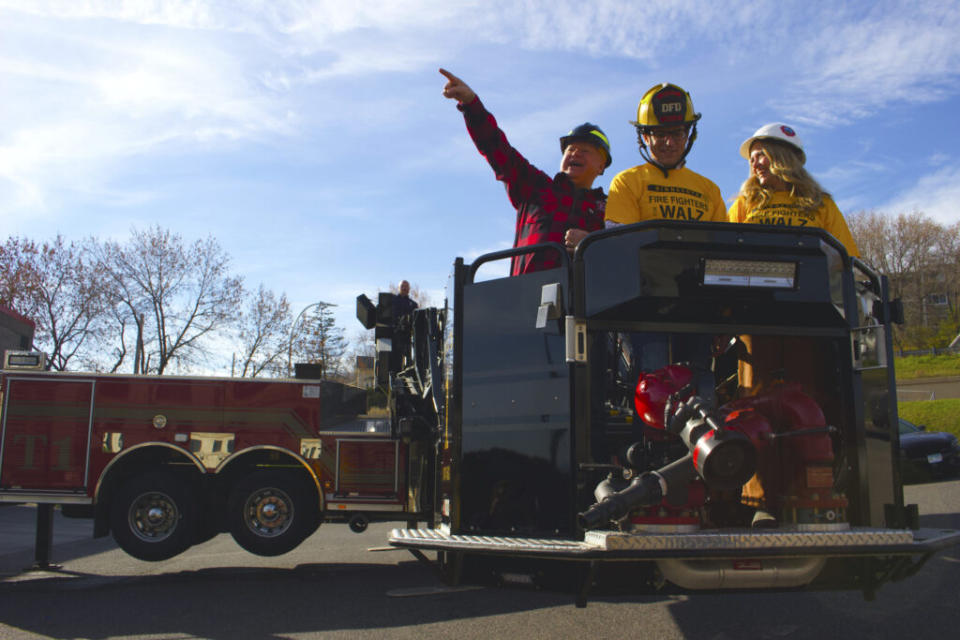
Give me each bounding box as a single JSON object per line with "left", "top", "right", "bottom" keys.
{"left": 728, "top": 123, "right": 859, "bottom": 257}
{"left": 728, "top": 125, "right": 860, "bottom": 527}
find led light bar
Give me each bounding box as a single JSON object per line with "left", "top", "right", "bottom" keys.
{"left": 2, "top": 350, "right": 45, "bottom": 370}
{"left": 703, "top": 259, "right": 796, "bottom": 288}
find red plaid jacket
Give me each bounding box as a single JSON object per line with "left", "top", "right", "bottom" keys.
{"left": 460, "top": 98, "right": 606, "bottom": 276}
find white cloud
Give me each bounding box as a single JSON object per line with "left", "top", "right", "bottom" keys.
{"left": 773, "top": 2, "right": 960, "bottom": 127}
{"left": 0, "top": 4, "right": 297, "bottom": 216}
{"left": 881, "top": 165, "right": 960, "bottom": 225}
{"left": 0, "top": 1, "right": 486, "bottom": 215}
{"left": 817, "top": 159, "right": 894, "bottom": 189}
{"left": 3, "top": 0, "right": 960, "bottom": 229}
{"left": 1, "top": 0, "right": 248, "bottom": 31}
{"left": 482, "top": 1, "right": 770, "bottom": 60}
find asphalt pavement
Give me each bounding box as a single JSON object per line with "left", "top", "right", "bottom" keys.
{"left": 0, "top": 504, "right": 98, "bottom": 575}
{"left": 896, "top": 375, "right": 960, "bottom": 401}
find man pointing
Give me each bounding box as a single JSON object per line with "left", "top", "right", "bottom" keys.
{"left": 440, "top": 68, "right": 610, "bottom": 275}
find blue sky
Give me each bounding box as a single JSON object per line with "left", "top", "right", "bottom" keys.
{"left": 2, "top": 0, "right": 959, "bottom": 363}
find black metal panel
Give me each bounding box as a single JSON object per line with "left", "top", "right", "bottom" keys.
{"left": 0, "top": 306, "right": 35, "bottom": 352}
{"left": 857, "top": 274, "right": 900, "bottom": 526}
{"left": 438, "top": 259, "right": 466, "bottom": 530}
{"left": 458, "top": 266, "right": 573, "bottom": 536}
{"left": 577, "top": 222, "right": 849, "bottom": 333}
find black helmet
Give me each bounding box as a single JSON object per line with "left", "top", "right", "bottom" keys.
{"left": 560, "top": 123, "right": 612, "bottom": 167}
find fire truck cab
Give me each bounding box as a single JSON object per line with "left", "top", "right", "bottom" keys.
{"left": 386, "top": 220, "right": 960, "bottom": 600}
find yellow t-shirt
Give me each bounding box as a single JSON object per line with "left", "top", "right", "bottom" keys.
{"left": 727, "top": 192, "right": 859, "bottom": 257}
{"left": 605, "top": 164, "right": 726, "bottom": 225}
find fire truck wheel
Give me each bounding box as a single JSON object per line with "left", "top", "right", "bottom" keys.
{"left": 110, "top": 472, "right": 198, "bottom": 562}
{"left": 227, "top": 471, "right": 319, "bottom": 556}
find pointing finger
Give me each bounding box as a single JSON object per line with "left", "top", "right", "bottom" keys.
{"left": 438, "top": 68, "right": 458, "bottom": 83}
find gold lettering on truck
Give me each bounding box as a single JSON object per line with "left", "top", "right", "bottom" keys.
{"left": 103, "top": 432, "right": 124, "bottom": 454}
{"left": 300, "top": 438, "right": 323, "bottom": 459}
{"left": 189, "top": 432, "right": 235, "bottom": 469}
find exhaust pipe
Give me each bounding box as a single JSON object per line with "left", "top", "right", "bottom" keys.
{"left": 656, "top": 557, "right": 826, "bottom": 589}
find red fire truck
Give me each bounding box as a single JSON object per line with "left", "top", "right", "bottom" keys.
{"left": 0, "top": 345, "right": 434, "bottom": 561}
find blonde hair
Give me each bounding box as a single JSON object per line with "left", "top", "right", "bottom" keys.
{"left": 738, "top": 139, "right": 828, "bottom": 212}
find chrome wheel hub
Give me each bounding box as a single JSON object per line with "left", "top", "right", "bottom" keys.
{"left": 244, "top": 488, "right": 293, "bottom": 537}
{"left": 129, "top": 491, "right": 179, "bottom": 542}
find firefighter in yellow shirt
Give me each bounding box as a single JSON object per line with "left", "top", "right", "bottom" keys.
{"left": 728, "top": 123, "right": 859, "bottom": 257}
{"left": 606, "top": 83, "right": 726, "bottom": 226}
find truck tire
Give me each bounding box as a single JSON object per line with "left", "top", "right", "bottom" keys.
{"left": 227, "top": 471, "right": 319, "bottom": 556}
{"left": 110, "top": 472, "right": 198, "bottom": 561}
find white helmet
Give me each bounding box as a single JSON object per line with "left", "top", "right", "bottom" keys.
{"left": 739, "top": 123, "right": 805, "bottom": 162}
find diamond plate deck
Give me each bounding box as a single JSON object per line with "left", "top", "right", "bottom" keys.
{"left": 390, "top": 528, "right": 592, "bottom": 554}
{"left": 389, "top": 526, "right": 959, "bottom": 559}
{"left": 586, "top": 528, "right": 913, "bottom": 551}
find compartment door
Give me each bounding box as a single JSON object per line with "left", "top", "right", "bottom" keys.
{"left": 1, "top": 377, "right": 95, "bottom": 491}
{"left": 336, "top": 438, "right": 400, "bottom": 499}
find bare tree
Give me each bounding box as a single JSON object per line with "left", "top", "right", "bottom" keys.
{"left": 0, "top": 237, "right": 39, "bottom": 312}
{"left": 98, "top": 226, "right": 244, "bottom": 374}
{"left": 0, "top": 235, "right": 109, "bottom": 370}
{"left": 849, "top": 210, "right": 956, "bottom": 351}
{"left": 292, "top": 302, "right": 347, "bottom": 380}
{"left": 347, "top": 327, "right": 376, "bottom": 361}
{"left": 95, "top": 304, "right": 136, "bottom": 373}
{"left": 933, "top": 221, "right": 960, "bottom": 321}
{"left": 342, "top": 327, "right": 376, "bottom": 387}
{"left": 235, "top": 285, "right": 292, "bottom": 378}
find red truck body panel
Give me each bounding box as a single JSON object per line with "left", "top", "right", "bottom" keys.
{"left": 0, "top": 371, "right": 407, "bottom": 515}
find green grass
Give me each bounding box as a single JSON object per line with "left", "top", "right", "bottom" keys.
{"left": 867, "top": 354, "right": 960, "bottom": 437}
{"left": 894, "top": 353, "right": 960, "bottom": 379}
{"left": 893, "top": 354, "right": 960, "bottom": 438}
{"left": 898, "top": 398, "right": 960, "bottom": 438}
